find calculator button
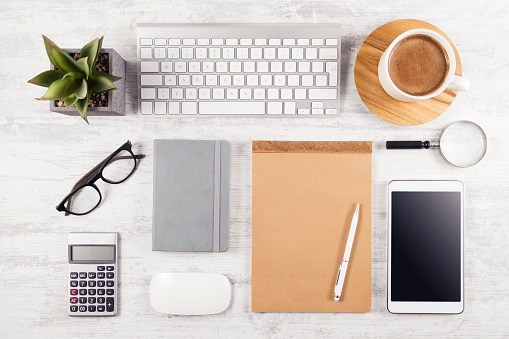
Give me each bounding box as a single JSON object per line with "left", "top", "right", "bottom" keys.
{"left": 88, "top": 297, "right": 96, "bottom": 304}
{"left": 70, "top": 272, "right": 78, "bottom": 279}
{"left": 97, "top": 266, "right": 105, "bottom": 271}
{"left": 106, "top": 289, "right": 114, "bottom": 296}
{"left": 70, "top": 289, "right": 78, "bottom": 296}
{"left": 79, "top": 289, "right": 87, "bottom": 295}
{"left": 98, "top": 289, "right": 105, "bottom": 295}
{"left": 97, "top": 305, "right": 105, "bottom": 312}
{"left": 106, "top": 266, "right": 114, "bottom": 271}
{"left": 70, "top": 281, "right": 78, "bottom": 287}
{"left": 97, "top": 281, "right": 105, "bottom": 287}
{"left": 88, "top": 281, "right": 96, "bottom": 287}
{"left": 106, "top": 272, "right": 114, "bottom": 279}
{"left": 88, "top": 289, "right": 96, "bottom": 296}
{"left": 106, "top": 281, "right": 114, "bottom": 287}
{"left": 79, "top": 305, "right": 87, "bottom": 312}
{"left": 70, "top": 305, "right": 78, "bottom": 312}
{"left": 97, "top": 272, "right": 105, "bottom": 279}
{"left": 88, "top": 272, "right": 96, "bottom": 279}
{"left": 79, "top": 297, "right": 87, "bottom": 304}
{"left": 97, "top": 297, "right": 105, "bottom": 304}
{"left": 88, "top": 305, "right": 96, "bottom": 312}
{"left": 70, "top": 297, "right": 78, "bottom": 304}
{"left": 79, "top": 281, "right": 87, "bottom": 287}
{"left": 106, "top": 297, "right": 114, "bottom": 312}
{"left": 79, "top": 272, "right": 87, "bottom": 279}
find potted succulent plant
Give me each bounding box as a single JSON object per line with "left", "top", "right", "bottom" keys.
{"left": 28, "top": 36, "right": 125, "bottom": 123}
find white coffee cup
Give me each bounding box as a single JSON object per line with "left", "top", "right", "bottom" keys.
{"left": 378, "top": 29, "right": 470, "bottom": 102}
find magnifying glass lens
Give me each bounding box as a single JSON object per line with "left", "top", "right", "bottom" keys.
{"left": 440, "top": 121, "right": 487, "bottom": 167}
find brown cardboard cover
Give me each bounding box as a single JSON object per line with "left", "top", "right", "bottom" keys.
{"left": 252, "top": 141, "right": 372, "bottom": 312}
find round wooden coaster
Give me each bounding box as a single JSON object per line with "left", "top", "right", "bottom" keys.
{"left": 354, "top": 19, "right": 463, "bottom": 126}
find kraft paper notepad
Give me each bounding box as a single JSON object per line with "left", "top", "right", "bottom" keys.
{"left": 153, "top": 139, "right": 230, "bottom": 252}
{"left": 251, "top": 141, "right": 372, "bottom": 312}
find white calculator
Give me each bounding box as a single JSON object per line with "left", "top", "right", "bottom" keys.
{"left": 68, "top": 233, "right": 118, "bottom": 317}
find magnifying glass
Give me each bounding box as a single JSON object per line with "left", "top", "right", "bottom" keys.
{"left": 386, "top": 120, "right": 487, "bottom": 168}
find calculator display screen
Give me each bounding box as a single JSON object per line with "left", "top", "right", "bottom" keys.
{"left": 70, "top": 245, "right": 115, "bottom": 262}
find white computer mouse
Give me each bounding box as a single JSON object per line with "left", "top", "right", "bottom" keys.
{"left": 149, "top": 273, "right": 231, "bottom": 315}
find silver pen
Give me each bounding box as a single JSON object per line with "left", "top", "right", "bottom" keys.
{"left": 334, "top": 204, "right": 360, "bottom": 301}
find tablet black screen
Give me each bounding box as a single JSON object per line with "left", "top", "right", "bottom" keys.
{"left": 391, "top": 191, "right": 461, "bottom": 302}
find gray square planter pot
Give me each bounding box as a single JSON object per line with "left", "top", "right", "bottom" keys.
{"left": 50, "top": 48, "right": 126, "bottom": 116}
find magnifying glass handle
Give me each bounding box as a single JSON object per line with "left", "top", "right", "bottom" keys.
{"left": 386, "top": 141, "right": 431, "bottom": 149}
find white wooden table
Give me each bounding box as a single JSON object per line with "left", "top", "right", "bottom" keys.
{"left": 1, "top": 0, "right": 508, "bottom": 337}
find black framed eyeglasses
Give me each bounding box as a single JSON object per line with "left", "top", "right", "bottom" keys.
{"left": 56, "top": 141, "right": 145, "bottom": 216}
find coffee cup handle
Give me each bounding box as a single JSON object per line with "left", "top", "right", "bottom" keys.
{"left": 447, "top": 75, "right": 470, "bottom": 92}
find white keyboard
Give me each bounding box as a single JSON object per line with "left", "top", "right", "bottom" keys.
{"left": 137, "top": 23, "right": 341, "bottom": 116}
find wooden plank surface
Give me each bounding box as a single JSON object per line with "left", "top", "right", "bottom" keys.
{"left": 0, "top": 0, "right": 508, "bottom": 338}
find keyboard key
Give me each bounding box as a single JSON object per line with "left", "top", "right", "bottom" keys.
{"left": 325, "top": 108, "right": 338, "bottom": 115}
{"left": 291, "top": 48, "right": 304, "bottom": 60}
{"left": 312, "top": 108, "right": 324, "bottom": 114}
{"left": 70, "top": 272, "right": 78, "bottom": 279}
{"left": 312, "top": 62, "right": 324, "bottom": 73}
{"left": 97, "top": 281, "right": 105, "bottom": 287}
{"left": 79, "top": 297, "right": 87, "bottom": 304}
{"left": 106, "top": 297, "right": 114, "bottom": 312}
{"left": 182, "top": 38, "right": 195, "bottom": 45}
{"left": 326, "top": 38, "right": 339, "bottom": 46}
{"left": 281, "top": 88, "right": 293, "bottom": 99}
{"left": 97, "top": 305, "right": 105, "bottom": 312}
{"left": 253, "top": 88, "right": 265, "bottom": 99}
{"left": 297, "top": 39, "right": 309, "bottom": 46}
{"left": 140, "top": 61, "right": 159, "bottom": 72}
{"left": 206, "top": 75, "right": 218, "bottom": 86}
{"left": 70, "top": 305, "right": 78, "bottom": 312}
{"left": 158, "top": 88, "right": 170, "bottom": 99}
{"left": 79, "top": 289, "right": 87, "bottom": 296}
{"left": 185, "top": 88, "right": 197, "bottom": 100}
{"left": 283, "top": 39, "right": 295, "bottom": 46}
{"left": 298, "top": 108, "right": 310, "bottom": 114}
{"left": 141, "top": 75, "right": 162, "bottom": 86}
{"left": 98, "top": 289, "right": 105, "bottom": 296}
{"left": 326, "top": 62, "right": 338, "bottom": 86}
{"left": 305, "top": 48, "right": 318, "bottom": 59}
{"left": 97, "top": 266, "right": 105, "bottom": 271}
{"left": 315, "top": 75, "right": 328, "bottom": 87}
{"left": 197, "top": 38, "right": 210, "bottom": 45}
{"left": 154, "top": 38, "right": 166, "bottom": 45}
{"left": 70, "top": 281, "right": 78, "bottom": 287}
{"left": 79, "top": 305, "right": 87, "bottom": 312}
{"left": 199, "top": 88, "right": 211, "bottom": 99}
{"left": 79, "top": 281, "right": 87, "bottom": 287}
{"left": 182, "top": 102, "right": 198, "bottom": 114}
{"left": 88, "top": 280, "right": 96, "bottom": 287}
{"left": 141, "top": 88, "right": 156, "bottom": 99}
{"left": 251, "top": 48, "right": 262, "bottom": 59}
{"left": 70, "top": 297, "right": 78, "bottom": 304}
{"left": 267, "top": 88, "right": 279, "bottom": 99}
{"left": 225, "top": 38, "right": 238, "bottom": 46}
{"left": 88, "top": 297, "right": 96, "bottom": 304}
{"left": 203, "top": 62, "right": 214, "bottom": 72}
{"left": 141, "top": 102, "right": 152, "bottom": 115}
{"left": 88, "top": 305, "right": 97, "bottom": 312}
{"left": 79, "top": 272, "right": 87, "bottom": 279}
{"left": 211, "top": 39, "right": 223, "bottom": 46}
{"left": 165, "top": 74, "right": 177, "bottom": 86}
{"left": 168, "top": 38, "right": 180, "bottom": 45}
{"left": 243, "top": 61, "right": 255, "bottom": 73}
{"left": 140, "top": 38, "right": 152, "bottom": 46}
{"left": 178, "top": 74, "right": 191, "bottom": 86}
{"left": 154, "top": 102, "right": 167, "bottom": 115}
{"left": 196, "top": 48, "right": 207, "bottom": 59}
{"left": 287, "top": 74, "right": 299, "bottom": 86}
{"left": 278, "top": 48, "right": 290, "bottom": 59}
{"left": 106, "top": 289, "right": 115, "bottom": 296}
{"left": 223, "top": 48, "right": 234, "bottom": 59}
{"left": 319, "top": 48, "right": 338, "bottom": 60}
{"left": 246, "top": 74, "right": 258, "bottom": 86}
{"left": 267, "top": 102, "right": 283, "bottom": 114}
{"left": 212, "top": 88, "right": 225, "bottom": 100}
{"left": 311, "top": 38, "right": 324, "bottom": 46}
{"left": 237, "top": 48, "right": 249, "bottom": 59}
{"left": 260, "top": 74, "right": 272, "bottom": 86}
{"left": 268, "top": 39, "right": 281, "bottom": 46}
{"left": 308, "top": 88, "right": 337, "bottom": 100}
{"left": 220, "top": 75, "right": 232, "bottom": 86}
{"left": 284, "top": 102, "right": 296, "bottom": 114}
{"left": 140, "top": 48, "right": 152, "bottom": 59}
{"left": 264, "top": 48, "right": 276, "bottom": 59}
{"left": 154, "top": 47, "right": 165, "bottom": 59}
{"left": 199, "top": 102, "right": 265, "bottom": 115}
{"left": 240, "top": 88, "right": 251, "bottom": 99}
{"left": 167, "top": 48, "right": 180, "bottom": 59}
{"left": 105, "top": 266, "right": 113, "bottom": 273}
{"left": 192, "top": 75, "right": 204, "bottom": 86}
{"left": 254, "top": 39, "right": 266, "bottom": 45}
{"left": 226, "top": 88, "right": 239, "bottom": 100}
{"left": 240, "top": 38, "right": 253, "bottom": 45}
{"left": 312, "top": 102, "right": 324, "bottom": 108}
{"left": 216, "top": 62, "right": 228, "bottom": 73}
{"left": 182, "top": 48, "right": 194, "bottom": 59}
{"left": 233, "top": 75, "right": 244, "bottom": 86}
{"left": 174, "top": 62, "right": 186, "bottom": 72}
{"left": 295, "top": 88, "right": 306, "bottom": 99}
{"left": 230, "top": 62, "right": 242, "bottom": 73}
{"left": 298, "top": 62, "right": 310, "bottom": 73}
{"left": 70, "top": 289, "right": 78, "bottom": 296}
{"left": 302, "top": 75, "right": 313, "bottom": 86}
{"left": 171, "top": 88, "right": 184, "bottom": 99}
{"left": 274, "top": 75, "right": 286, "bottom": 86}
{"left": 169, "top": 102, "right": 180, "bottom": 114}
{"left": 257, "top": 62, "right": 269, "bottom": 73}
{"left": 98, "top": 297, "right": 105, "bottom": 304}
{"left": 106, "top": 281, "right": 115, "bottom": 288}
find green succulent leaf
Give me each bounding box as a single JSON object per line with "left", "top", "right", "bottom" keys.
{"left": 50, "top": 45, "right": 82, "bottom": 73}
{"left": 75, "top": 57, "right": 89, "bottom": 79}
{"left": 42, "top": 35, "right": 59, "bottom": 68}
{"left": 75, "top": 79, "right": 88, "bottom": 99}
{"left": 92, "top": 70, "right": 122, "bottom": 82}
{"left": 28, "top": 70, "right": 66, "bottom": 87}
{"left": 38, "top": 75, "right": 81, "bottom": 100}
{"left": 62, "top": 72, "right": 83, "bottom": 80}
{"left": 63, "top": 93, "right": 78, "bottom": 109}
{"left": 75, "top": 92, "right": 90, "bottom": 124}
{"left": 80, "top": 36, "right": 103, "bottom": 72}
{"left": 88, "top": 74, "right": 117, "bottom": 93}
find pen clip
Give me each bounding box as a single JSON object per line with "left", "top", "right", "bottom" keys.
{"left": 335, "top": 264, "right": 342, "bottom": 286}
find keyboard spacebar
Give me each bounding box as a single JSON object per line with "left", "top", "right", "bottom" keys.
{"left": 199, "top": 102, "right": 265, "bottom": 115}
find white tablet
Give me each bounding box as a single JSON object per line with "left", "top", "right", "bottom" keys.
{"left": 387, "top": 180, "right": 464, "bottom": 314}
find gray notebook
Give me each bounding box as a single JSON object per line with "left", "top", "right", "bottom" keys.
{"left": 153, "top": 140, "right": 230, "bottom": 252}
